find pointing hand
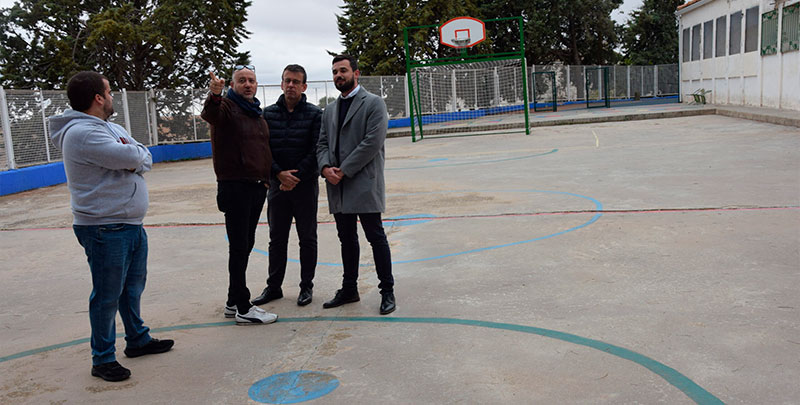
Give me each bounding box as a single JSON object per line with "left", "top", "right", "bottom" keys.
{"left": 209, "top": 71, "right": 225, "bottom": 95}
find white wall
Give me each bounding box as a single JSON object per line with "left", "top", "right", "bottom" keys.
{"left": 677, "top": 0, "right": 800, "bottom": 110}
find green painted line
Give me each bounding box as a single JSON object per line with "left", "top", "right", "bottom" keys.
{"left": 1, "top": 317, "right": 723, "bottom": 404}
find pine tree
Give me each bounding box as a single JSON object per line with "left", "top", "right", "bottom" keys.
{"left": 621, "top": 0, "right": 682, "bottom": 65}
{"left": 481, "top": 0, "right": 623, "bottom": 65}
{"left": 0, "top": 0, "right": 252, "bottom": 90}
{"left": 336, "top": 0, "right": 481, "bottom": 75}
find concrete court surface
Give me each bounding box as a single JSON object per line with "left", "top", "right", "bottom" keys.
{"left": 1, "top": 114, "right": 799, "bottom": 404}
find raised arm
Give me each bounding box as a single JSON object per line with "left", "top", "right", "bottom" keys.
{"left": 200, "top": 71, "right": 229, "bottom": 125}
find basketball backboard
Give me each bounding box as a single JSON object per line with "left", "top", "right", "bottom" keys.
{"left": 439, "top": 16, "right": 486, "bottom": 48}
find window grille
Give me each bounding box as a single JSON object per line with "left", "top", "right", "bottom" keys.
{"left": 761, "top": 9, "right": 779, "bottom": 55}
{"left": 692, "top": 24, "right": 702, "bottom": 60}
{"left": 782, "top": 3, "right": 799, "bottom": 53}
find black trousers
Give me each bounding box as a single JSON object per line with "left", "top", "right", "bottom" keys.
{"left": 266, "top": 181, "right": 318, "bottom": 290}
{"left": 334, "top": 212, "right": 394, "bottom": 293}
{"left": 217, "top": 181, "right": 267, "bottom": 313}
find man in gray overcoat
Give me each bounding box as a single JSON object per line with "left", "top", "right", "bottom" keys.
{"left": 317, "top": 54, "right": 396, "bottom": 315}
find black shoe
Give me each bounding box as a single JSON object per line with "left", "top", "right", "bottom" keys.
{"left": 251, "top": 286, "right": 283, "bottom": 305}
{"left": 297, "top": 288, "right": 313, "bottom": 306}
{"left": 91, "top": 361, "right": 131, "bottom": 382}
{"left": 322, "top": 289, "right": 360, "bottom": 309}
{"left": 124, "top": 338, "right": 174, "bottom": 358}
{"left": 380, "top": 291, "right": 396, "bottom": 315}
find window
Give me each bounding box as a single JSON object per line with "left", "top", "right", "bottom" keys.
{"left": 783, "top": 2, "right": 799, "bottom": 53}
{"left": 683, "top": 28, "right": 691, "bottom": 61}
{"left": 703, "top": 20, "right": 714, "bottom": 58}
{"left": 730, "top": 11, "right": 742, "bottom": 54}
{"left": 692, "top": 24, "right": 701, "bottom": 60}
{"left": 745, "top": 6, "right": 759, "bottom": 53}
{"left": 716, "top": 16, "right": 727, "bottom": 57}
{"left": 761, "top": 10, "right": 779, "bottom": 55}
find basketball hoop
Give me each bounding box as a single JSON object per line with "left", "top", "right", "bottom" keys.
{"left": 452, "top": 37, "right": 471, "bottom": 47}
{"left": 439, "top": 16, "right": 486, "bottom": 49}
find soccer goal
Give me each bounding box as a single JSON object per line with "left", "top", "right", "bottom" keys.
{"left": 403, "top": 17, "right": 529, "bottom": 141}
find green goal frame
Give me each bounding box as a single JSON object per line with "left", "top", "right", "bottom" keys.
{"left": 403, "top": 16, "right": 530, "bottom": 142}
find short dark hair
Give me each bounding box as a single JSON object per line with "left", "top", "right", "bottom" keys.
{"left": 332, "top": 54, "right": 358, "bottom": 71}
{"left": 66, "top": 71, "right": 107, "bottom": 112}
{"left": 282, "top": 64, "right": 307, "bottom": 83}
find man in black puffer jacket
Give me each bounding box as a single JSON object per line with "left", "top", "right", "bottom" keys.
{"left": 252, "top": 64, "right": 322, "bottom": 307}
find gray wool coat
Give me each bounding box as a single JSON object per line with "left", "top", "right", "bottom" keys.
{"left": 317, "top": 87, "right": 388, "bottom": 214}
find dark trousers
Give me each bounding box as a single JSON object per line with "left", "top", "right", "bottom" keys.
{"left": 333, "top": 212, "right": 394, "bottom": 293}
{"left": 217, "top": 181, "right": 267, "bottom": 313}
{"left": 267, "top": 181, "right": 318, "bottom": 290}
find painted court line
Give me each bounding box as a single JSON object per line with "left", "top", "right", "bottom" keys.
{"left": 386, "top": 148, "right": 558, "bottom": 170}
{"left": 0, "top": 316, "right": 723, "bottom": 405}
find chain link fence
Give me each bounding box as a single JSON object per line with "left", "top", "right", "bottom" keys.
{"left": 531, "top": 64, "right": 680, "bottom": 103}
{"left": 0, "top": 64, "right": 677, "bottom": 171}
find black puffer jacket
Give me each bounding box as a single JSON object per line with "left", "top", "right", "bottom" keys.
{"left": 262, "top": 94, "right": 322, "bottom": 187}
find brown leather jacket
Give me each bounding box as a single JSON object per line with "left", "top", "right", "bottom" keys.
{"left": 201, "top": 94, "right": 271, "bottom": 182}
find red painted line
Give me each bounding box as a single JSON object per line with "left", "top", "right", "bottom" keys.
{"left": 3, "top": 206, "right": 797, "bottom": 232}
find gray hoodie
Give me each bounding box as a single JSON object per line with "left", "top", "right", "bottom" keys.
{"left": 49, "top": 109, "right": 152, "bottom": 225}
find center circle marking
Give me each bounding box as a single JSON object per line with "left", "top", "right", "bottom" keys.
{"left": 248, "top": 370, "right": 339, "bottom": 404}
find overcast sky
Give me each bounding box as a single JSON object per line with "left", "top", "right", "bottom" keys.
{"left": 0, "top": 0, "right": 644, "bottom": 86}
{"left": 245, "top": 0, "right": 643, "bottom": 85}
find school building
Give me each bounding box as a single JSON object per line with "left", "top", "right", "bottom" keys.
{"left": 677, "top": 0, "right": 800, "bottom": 110}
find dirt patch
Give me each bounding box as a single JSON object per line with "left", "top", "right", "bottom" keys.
{"left": 84, "top": 380, "right": 138, "bottom": 393}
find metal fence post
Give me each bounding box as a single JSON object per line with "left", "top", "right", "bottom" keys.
{"left": 611, "top": 65, "right": 616, "bottom": 99}
{"left": 148, "top": 90, "right": 158, "bottom": 145}
{"left": 451, "top": 71, "right": 457, "bottom": 111}
{"left": 36, "top": 89, "right": 52, "bottom": 162}
{"left": 627, "top": 65, "right": 631, "bottom": 99}
{"left": 403, "top": 75, "right": 410, "bottom": 117}
{"left": 641, "top": 66, "right": 645, "bottom": 97}
{"left": 121, "top": 88, "right": 132, "bottom": 136}
{"left": 654, "top": 65, "right": 659, "bottom": 97}
{"left": 0, "top": 87, "right": 16, "bottom": 169}
{"left": 191, "top": 90, "right": 198, "bottom": 141}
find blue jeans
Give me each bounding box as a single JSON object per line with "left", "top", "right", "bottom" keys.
{"left": 74, "top": 224, "right": 152, "bottom": 365}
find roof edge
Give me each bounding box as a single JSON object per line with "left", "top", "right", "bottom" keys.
{"left": 676, "top": 0, "right": 712, "bottom": 15}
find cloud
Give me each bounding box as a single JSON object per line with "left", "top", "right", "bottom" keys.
{"left": 240, "top": 0, "right": 345, "bottom": 84}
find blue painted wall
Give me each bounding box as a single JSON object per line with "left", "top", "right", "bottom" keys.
{"left": 0, "top": 142, "right": 212, "bottom": 196}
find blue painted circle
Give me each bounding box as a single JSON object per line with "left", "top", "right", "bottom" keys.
{"left": 248, "top": 370, "right": 339, "bottom": 404}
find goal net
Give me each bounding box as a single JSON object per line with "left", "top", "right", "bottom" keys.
{"left": 404, "top": 16, "right": 529, "bottom": 141}
{"left": 409, "top": 59, "right": 526, "bottom": 137}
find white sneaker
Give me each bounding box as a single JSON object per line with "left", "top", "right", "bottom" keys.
{"left": 235, "top": 306, "right": 278, "bottom": 325}
{"left": 224, "top": 305, "right": 236, "bottom": 318}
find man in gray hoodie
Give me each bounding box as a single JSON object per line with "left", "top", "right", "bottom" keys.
{"left": 50, "top": 71, "right": 173, "bottom": 382}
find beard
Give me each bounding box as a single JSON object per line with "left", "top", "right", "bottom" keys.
{"left": 103, "top": 99, "right": 114, "bottom": 120}
{"left": 335, "top": 76, "right": 355, "bottom": 93}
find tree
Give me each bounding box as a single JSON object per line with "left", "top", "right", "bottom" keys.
{"left": 334, "top": 0, "right": 623, "bottom": 74}
{"left": 336, "top": 0, "right": 481, "bottom": 75}
{"left": 0, "top": 0, "right": 252, "bottom": 90}
{"left": 480, "top": 0, "right": 623, "bottom": 65}
{"left": 621, "top": 0, "right": 681, "bottom": 65}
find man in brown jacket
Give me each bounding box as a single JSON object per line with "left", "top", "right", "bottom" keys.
{"left": 201, "top": 65, "right": 278, "bottom": 325}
